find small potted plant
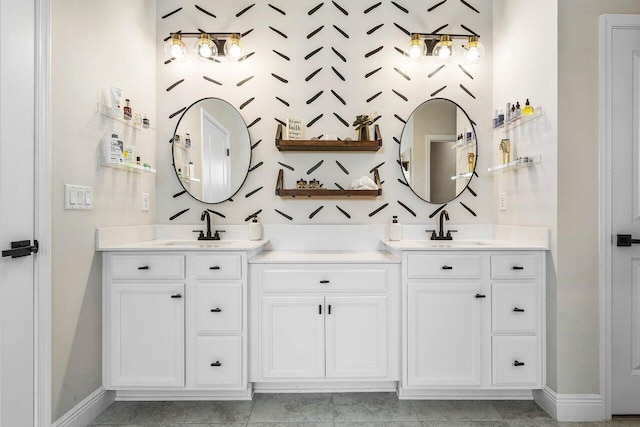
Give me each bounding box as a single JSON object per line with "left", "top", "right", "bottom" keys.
{"left": 353, "top": 114, "right": 374, "bottom": 141}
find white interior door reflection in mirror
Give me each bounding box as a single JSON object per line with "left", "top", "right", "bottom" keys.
{"left": 400, "top": 98, "right": 477, "bottom": 204}
{"left": 173, "top": 98, "right": 251, "bottom": 204}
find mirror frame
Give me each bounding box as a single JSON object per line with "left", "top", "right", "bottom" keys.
{"left": 398, "top": 97, "right": 478, "bottom": 205}
{"left": 172, "top": 97, "right": 252, "bottom": 205}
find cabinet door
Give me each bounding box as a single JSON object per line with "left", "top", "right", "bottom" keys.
{"left": 109, "top": 283, "right": 184, "bottom": 388}
{"left": 407, "top": 283, "right": 485, "bottom": 387}
{"left": 261, "top": 297, "right": 325, "bottom": 379}
{"left": 325, "top": 296, "right": 388, "bottom": 378}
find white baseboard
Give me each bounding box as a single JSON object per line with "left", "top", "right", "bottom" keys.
{"left": 534, "top": 386, "right": 605, "bottom": 422}
{"left": 115, "top": 388, "right": 253, "bottom": 401}
{"left": 51, "top": 387, "right": 115, "bottom": 427}
{"left": 398, "top": 388, "right": 533, "bottom": 400}
{"left": 253, "top": 381, "right": 397, "bottom": 393}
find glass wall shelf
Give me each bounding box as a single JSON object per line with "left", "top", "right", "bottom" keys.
{"left": 492, "top": 108, "right": 542, "bottom": 132}
{"left": 100, "top": 161, "right": 156, "bottom": 174}
{"left": 451, "top": 172, "right": 474, "bottom": 181}
{"left": 488, "top": 154, "right": 542, "bottom": 173}
{"left": 451, "top": 139, "right": 476, "bottom": 150}
{"left": 97, "top": 102, "right": 156, "bottom": 131}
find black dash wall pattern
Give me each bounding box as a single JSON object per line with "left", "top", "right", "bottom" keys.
{"left": 309, "top": 206, "right": 324, "bottom": 219}
{"left": 158, "top": 0, "right": 492, "bottom": 224}
{"left": 207, "top": 209, "right": 226, "bottom": 218}
{"left": 245, "top": 210, "right": 262, "bottom": 221}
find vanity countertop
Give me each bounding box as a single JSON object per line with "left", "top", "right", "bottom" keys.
{"left": 97, "top": 239, "right": 270, "bottom": 252}
{"left": 249, "top": 250, "right": 401, "bottom": 264}
{"left": 380, "top": 239, "right": 549, "bottom": 251}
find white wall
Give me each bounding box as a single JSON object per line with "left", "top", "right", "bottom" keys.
{"left": 557, "top": 0, "right": 640, "bottom": 395}
{"left": 492, "top": 0, "right": 559, "bottom": 390}
{"left": 51, "top": 0, "right": 156, "bottom": 421}
{"left": 156, "top": 0, "right": 493, "bottom": 225}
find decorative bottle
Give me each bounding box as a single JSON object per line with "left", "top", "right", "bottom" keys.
{"left": 389, "top": 216, "right": 402, "bottom": 241}
{"left": 248, "top": 216, "right": 263, "bottom": 241}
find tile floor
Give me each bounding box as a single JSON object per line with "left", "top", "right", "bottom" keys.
{"left": 90, "top": 393, "right": 640, "bottom": 426}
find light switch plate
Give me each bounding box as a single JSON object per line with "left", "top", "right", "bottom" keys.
{"left": 65, "top": 184, "right": 93, "bottom": 210}
{"left": 142, "top": 192, "right": 150, "bottom": 212}
{"left": 499, "top": 192, "right": 507, "bottom": 211}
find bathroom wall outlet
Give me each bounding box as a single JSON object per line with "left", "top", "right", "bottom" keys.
{"left": 65, "top": 184, "right": 93, "bottom": 210}
{"left": 499, "top": 192, "right": 507, "bottom": 211}
{"left": 142, "top": 192, "right": 150, "bottom": 212}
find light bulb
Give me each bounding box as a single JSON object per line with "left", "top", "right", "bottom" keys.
{"left": 164, "top": 33, "right": 187, "bottom": 61}
{"left": 463, "top": 36, "right": 485, "bottom": 64}
{"left": 432, "top": 35, "right": 455, "bottom": 64}
{"left": 224, "top": 34, "right": 244, "bottom": 60}
{"left": 407, "top": 34, "right": 425, "bottom": 62}
{"left": 195, "top": 33, "right": 218, "bottom": 61}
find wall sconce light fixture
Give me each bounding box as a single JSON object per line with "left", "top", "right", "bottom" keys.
{"left": 407, "top": 33, "right": 484, "bottom": 64}
{"left": 165, "top": 32, "right": 245, "bottom": 62}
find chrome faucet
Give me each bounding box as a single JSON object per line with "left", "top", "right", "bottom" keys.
{"left": 426, "top": 210, "right": 457, "bottom": 241}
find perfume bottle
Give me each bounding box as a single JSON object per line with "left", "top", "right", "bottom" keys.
{"left": 467, "top": 153, "right": 475, "bottom": 173}
{"left": 134, "top": 113, "right": 142, "bottom": 127}
{"left": 142, "top": 114, "right": 150, "bottom": 128}
{"left": 515, "top": 102, "right": 522, "bottom": 119}
{"left": 523, "top": 99, "right": 534, "bottom": 116}
{"left": 123, "top": 99, "right": 132, "bottom": 120}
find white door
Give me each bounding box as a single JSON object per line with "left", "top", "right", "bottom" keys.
{"left": 325, "top": 296, "right": 388, "bottom": 378}
{"left": 261, "top": 297, "right": 325, "bottom": 379}
{"left": 407, "top": 283, "right": 485, "bottom": 386}
{"left": 109, "top": 284, "right": 184, "bottom": 387}
{"left": 0, "top": 0, "right": 37, "bottom": 424}
{"left": 201, "top": 109, "right": 230, "bottom": 201}
{"left": 608, "top": 15, "right": 640, "bottom": 415}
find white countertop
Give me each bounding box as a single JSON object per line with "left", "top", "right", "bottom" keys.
{"left": 249, "top": 250, "right": 401, "bottom": 264}
{"left": 381, "top": 239, "right": 549, "bottom": 251}
{"left": 97, "top": 239, "right": 270, "bottom": 252}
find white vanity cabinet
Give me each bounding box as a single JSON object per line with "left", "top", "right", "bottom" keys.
{"left": 102, "top": 248, "right": 261, "bottom": 399}
{"left": 396, "top": 249, "right": 546, "bottom": 398}
{"left": 249, "top": 253, "right": 401, "bottom": 389}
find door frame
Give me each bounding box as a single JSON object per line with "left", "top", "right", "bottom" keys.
{"left": 598, "top": 14, "right": 640, "bottom": 420}
{"left": 34, "top": 0, "right": 51, "bottom": 424}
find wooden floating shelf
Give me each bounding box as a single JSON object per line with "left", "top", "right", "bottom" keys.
{"left": 275, "top": 169, "right": 382, "bottom": 198}
{"left": 275, "top": 124, "right": 382, "bottom": 152}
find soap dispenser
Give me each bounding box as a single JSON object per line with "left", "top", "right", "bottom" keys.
{"left": 248, "top": 216, "right": 263, "bottom": 241}
{"left": 389, "top": 216, "right": 402, "bottom": 241}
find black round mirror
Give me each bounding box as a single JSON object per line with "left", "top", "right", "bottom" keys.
{"left": 172, "top": 98, "right": 251, "bottom": 204}
{"left": 399, "top": 98, "right": 477, "bottom": 204}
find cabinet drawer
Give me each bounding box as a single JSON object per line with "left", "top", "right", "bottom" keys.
{"left": 491, "top": 255, "right": 538, "bottom": 279}
{"left": 262, "top": 265, "right": 388, "bottom": 292}
{"left": 492, "top": 336, "right": 540, "bottom": 387}
{"left": 407, "top": 254, "right": 482, "bottom": 279}
{"left": 492, "top": 283, "right": 538, "bottom": 334}
{"left": 109, "top": 254, "right": 185, "bottom": 280}
{"left": 195, "top": 283, "right": 242, "bottom": 334}
{"left": 195, "top": 336, "right": 242, "bottom": 387}
{"left": 195, "top": 255, "right": 242, "bottom": 280}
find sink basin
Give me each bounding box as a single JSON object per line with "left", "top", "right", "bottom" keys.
{"left": 416, "top": 240, "right": 491, "bottom": 248}
{"left": 151, "top": 239, "right": 236, "bottom": 247}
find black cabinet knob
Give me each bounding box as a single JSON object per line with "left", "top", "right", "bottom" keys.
{"left": 138, "top": 266, "right": 150, "bottom": 270}
{"left": 512, "top": 266, "right": 524, "bottom": 270}
{"left": 210, "top": 307, "right": 222, "bottom": 313}
{"left": 171, "top": 294, "right": 182, "bottom": 299}
{"left": 513, "top": 360, "right": 525, "bottom": 367}
{"left": 475, "top": 294, "right": 486, "bottom": 298}
{"left": 442, "top": 265, "right": 453, "bottom": 270}
{"left": 513, "top": 307, "right": 525, "bottom": 312}
{"left": 210, "top": 266, "right": 221, "bottom": 270}
{"left": 210, "top": 361, "right": 222, "bottom": 367}
{"left": 320, "top": 280, "right": 330, "bottom": 284}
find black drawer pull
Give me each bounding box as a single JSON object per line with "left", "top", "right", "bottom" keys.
{"left": 328, "top": 304, "right": 332, "bottom": 315}
{"left": 210, "top": 361, "right": 222, "bottom": 367}
{"left": 320, "top": 280, "right": 330, "bottom": 284}
{"left": 211, "top": 308, "right": 222, "bottom": 313}
{"left": 210, "top": 266, "right": 221, "bottom": 270}
{"left": 513, "top": 360, "right": 525, "bottom": 367}
{"left": 513, "top": 307, "right": 525, "bottom": 312}
{"left": 442, "top": 265, "right": 453, "bottom": 270}
{"left": 138, "top": 266, "right": 150, "bottom": 270}
{"left": 319, "top": 304, "right": 322, "bottom": 315}
{"left": 512, "top": 266, "right": 524, "bottom": 270}
{"left": 171, "top": 294, "right": 182, "bottom": 299}
{"left": 475, "top": 294, "right": 486, "bottom": 298}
